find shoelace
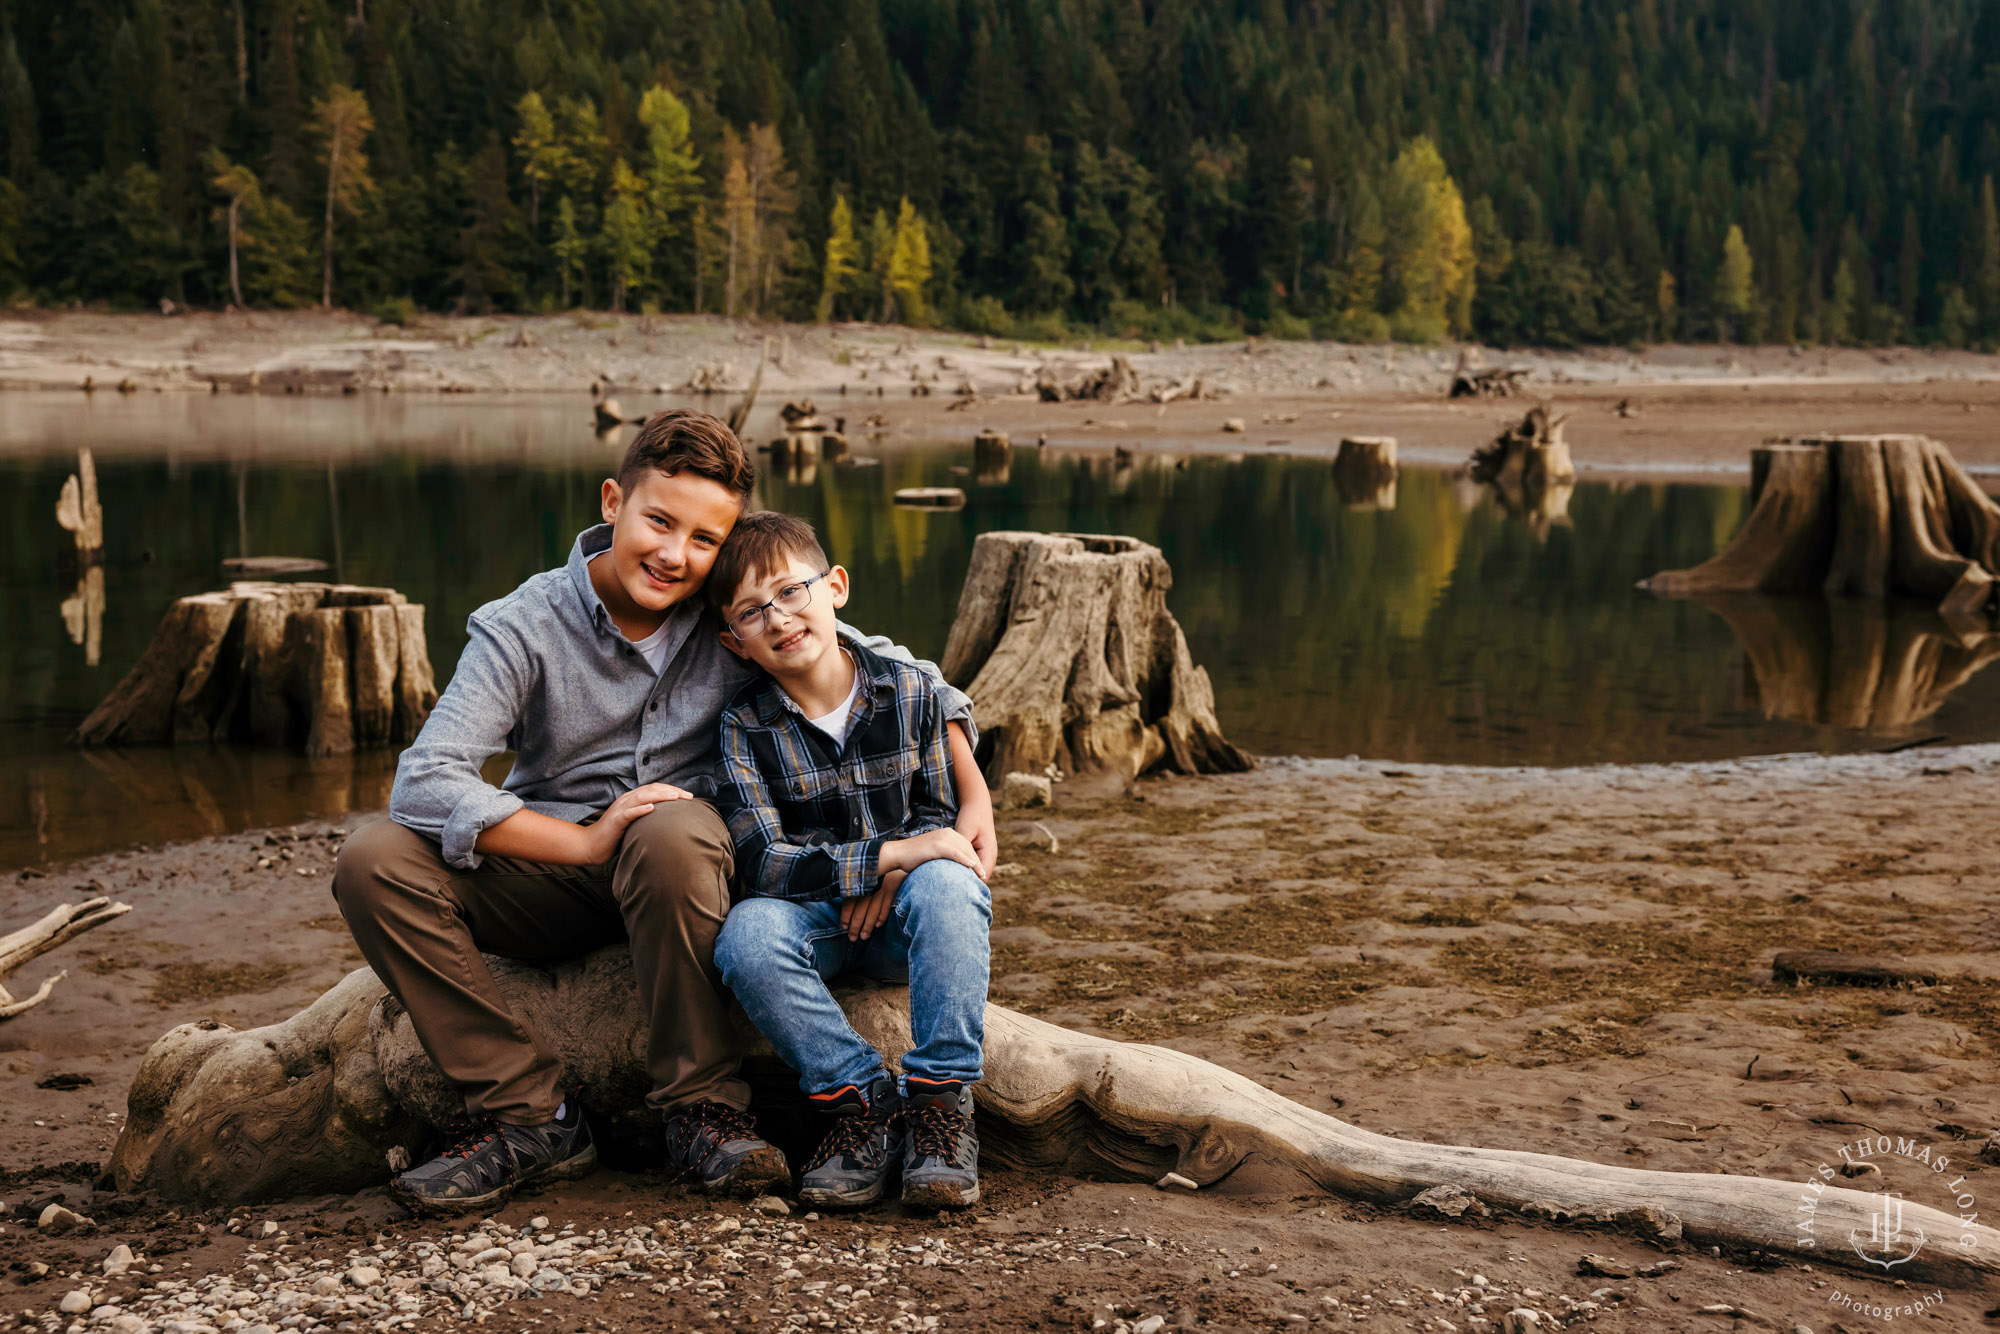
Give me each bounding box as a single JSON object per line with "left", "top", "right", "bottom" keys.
{"left": 807, "top": 1110, "right": 895, "bottom": 1171}
{"left": 905, "top": 1102, "right": 966, "bottom": 1160}
{"left": 669, "top": 1102, "right": 760, "bottom": 1160}
{"left": 440, "top": 1119, "right": 501, "bottom": 1160}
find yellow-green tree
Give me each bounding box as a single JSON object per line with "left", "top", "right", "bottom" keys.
{"left": 864, "top": 207, "right": 894, "bottom": 321}
{"left": 602, "top": 160, "right": 649, "bottom": 312}
{"left": 1716, "top": 223, "right": 1754, "bottom": 337}
{"left": 204, "top": 149, "right": 260, "bottom": 307}
{"left": 311, "top": 84, "right": 374, "bottom": 308}
{"left": 637, "top": 86, "right": 700, "bottom": 303}
{"left": 887, "top": 197, "right": 932, "bottom": 323}
{"left": 722, "top": 130, "right": 753, "bottom": 316}
{"left": 1383, "top": 135, "right": 1473, "bottom": 340}
{"left": 512, "top": 91, "right": 570, "bottom": 238}
{"left": 817, "top": 191, "right": 859, "bottom": 322}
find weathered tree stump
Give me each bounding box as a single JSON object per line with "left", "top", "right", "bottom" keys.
{"left": 1037, "top": 356, "right": 1141, "bottom": 403}
{"left": 54, "top": 447, "right": 104, "bottom": 560}
{"left": 939, "top": 533, "right": 1249, "bottom": 781}
{"left": 108, "top": 952, "right": 2000, "bottom": 1286}
{"left": 1470, "top": 402, "right": 1576, "bottom": 490}
{"left": 974, "top": 429, "right": 1011, "bottom": 484}
{"left": 2, "top": 898, "right": 131, "bottom": 1020}
{"left": 1333, "top": 437, "right": 1398, "bottom": 509}
{"left": 1449, "top": 350, "right": 1529, "bottom": 399}
{"left": 1697, "top": 594, "right": 2000, "bottom": 731}
{"left": 1643, "top": 436, "right": 2000, "bottom": 621}
{"left": 73, "top": 583, "right": 437, "bottom": 756}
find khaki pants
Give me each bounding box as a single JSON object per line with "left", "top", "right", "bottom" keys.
{"left": 331, "top": 804, "right": 750, "bottom": 1126}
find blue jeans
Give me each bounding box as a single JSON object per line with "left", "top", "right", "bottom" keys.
{"left": 715, "top": 858, "right": 991, "bottom": 1096}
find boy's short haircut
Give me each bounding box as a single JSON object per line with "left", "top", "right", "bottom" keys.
{"left": 618, "top": 409, "right": 756, "bottom": 499}
{"left": 706, "top": 510, "right": 831, "bottom": 617}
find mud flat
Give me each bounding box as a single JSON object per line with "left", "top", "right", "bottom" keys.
{"left": 8, "top": 310, "right": 2000, "bottom": 479}
{"left": 5, "top": 745, "right": 1999, "bottom": 1327}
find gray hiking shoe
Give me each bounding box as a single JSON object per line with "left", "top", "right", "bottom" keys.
{"left": 799, "top": 1076, "right": 904, "bottom": 1210}
{"left": 901, "top": 1078, "right": 980, "bottom": 1210}
{"left": 664, "top": 1101, "right": 791, "bottom": 1196}
{"left": 392, "top": 1101, "right": 597, "bottom": 1215}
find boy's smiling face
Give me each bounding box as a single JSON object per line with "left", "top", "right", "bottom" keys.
{"left": 594, "top": 469, "right": 743, "bottom": 628}
{"left": 720, "top": 553, "right": 850, "bottom": 677}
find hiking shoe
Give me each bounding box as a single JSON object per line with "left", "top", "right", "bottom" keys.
{"left": 665, "top": 1101, "right": 790, "bottom": 1195}
{"left": 392, "top": 1101, "right": 597, "bottom": 1215}
{"left": 799, "top": 1076, "right": 904, "bottom": 1210}
{"left": 901, "top": 1078, "right": 980, "bottom": 1210}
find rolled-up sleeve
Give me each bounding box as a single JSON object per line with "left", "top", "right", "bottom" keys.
{"left": 838, "top": 621, "right": 977, "bottom": 752}
{"left": 389, "top": 615, "right": 531, "bottom": 869}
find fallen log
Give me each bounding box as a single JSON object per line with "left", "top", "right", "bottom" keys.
{"left": 939, "top": 532, "right": 1249, "bottom": 781}
{"left": 73, "top": 583, "right": 437, "bottom": 756}
{"left": 1643, "top": 436, "right": 2000, "bottom": 621}
{"left": 108, "top": 953, "right": 2000, "bottom": 1287}
{"left": 1037, "top": 356, "right": 1141, "bottom": 404}
{"left": 1772, "top": 950, "right": 1943, "bottom": 987}
{"left": 2, "top": 898, "right": 132, "bottom": 1020}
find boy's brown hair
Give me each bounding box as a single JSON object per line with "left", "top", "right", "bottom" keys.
{"left": 706, "top": 510, "right": 831, "bottom": 619}
{"left": 618, "top": 409, "right": 756, "bottom": 498}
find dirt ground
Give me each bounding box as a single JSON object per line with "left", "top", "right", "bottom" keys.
{"left": 7, "top": 746, "right": 2000, "bottom": 1329}
{"left": 7, "top": 310, "right": 2000, "bottom": 477}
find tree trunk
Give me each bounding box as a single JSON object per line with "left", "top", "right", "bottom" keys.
{"left": 322, "top": 141, "right": 339, "bottom": 309}
{"left": 1468, "top": 401, "right": 1575, "bottom": 490}
{"left": 1645, "top": 435, "right": 2000, "bottom": 622}
{"left": 73, "top": 583, "right": 437, "bottom": 754}
{"left": 1, "top": 898, "right": 131, "bottom": 1020}
{"left": 228, "top": 199, "right": 244, "bottom": 308}
{"left": 939, "top": 533, "right": 1249, "bottom": 782}
{"left": 55, "top": 448, "right": 104, "bottom": 557}
{"left": 109, "top": 952, "right": 2000, "bottom": 1288}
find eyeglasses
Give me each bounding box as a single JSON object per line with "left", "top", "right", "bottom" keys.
{"left": 726, "top": 570, "right": 832, "bottom": 638}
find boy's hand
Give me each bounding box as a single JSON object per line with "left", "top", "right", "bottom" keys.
{"left": 955, "top": 794, "right": 997, "bottom": 879}
{"left": 584, "top": 782, "right": 695, "bottom": 863}
{"left": 842, "top": 869, "right": 905, "bottom": 941}
{"left": 885, "top": 827, "right": 981, "bottom": 876}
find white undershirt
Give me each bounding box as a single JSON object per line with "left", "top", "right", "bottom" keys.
{"left": 804, "top": 660, "right": 863, "bottom": 745}
{"left": 588, "top": 551, "right": 673, "bottom": 673}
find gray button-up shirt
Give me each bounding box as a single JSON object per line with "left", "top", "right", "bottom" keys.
{"left": 389, "top": 524, "right": 974, "bottom": 869}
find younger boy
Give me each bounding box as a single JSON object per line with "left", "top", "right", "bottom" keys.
{"left": 710, "top": 511, "right": 991, "bottom": 1210}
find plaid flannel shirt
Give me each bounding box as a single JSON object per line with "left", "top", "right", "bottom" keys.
{"left": 715, "top": 633, "right": 960, "bottom": 903}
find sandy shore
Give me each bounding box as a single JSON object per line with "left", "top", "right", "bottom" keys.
{"left": 6, "top": 745, "right": 2000, "bottom": 1328}
{"left": 8, "top": 310, "right": 2000, "bottom": 477}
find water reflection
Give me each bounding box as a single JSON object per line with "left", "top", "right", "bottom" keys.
{"left": 1700, "top": 594, "right": 2000, "bottom": 734}
{"left": 7, "top": 392, "right": 2000, "bottom": 868}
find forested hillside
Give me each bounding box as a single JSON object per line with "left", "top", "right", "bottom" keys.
{"left": 6, "top": 0, "right": 2000, "bottom": 349}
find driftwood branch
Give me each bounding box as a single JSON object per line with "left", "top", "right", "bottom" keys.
{"left": 109, "top": 954, "right": 2000, "bottom": 1287}
{"left": 1, "top": 898, "right": 132, "bottom": 1020}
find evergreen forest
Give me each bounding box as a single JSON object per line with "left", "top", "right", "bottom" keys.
{"left": 7, "top": 0, "right": 2000, "bottom": 349}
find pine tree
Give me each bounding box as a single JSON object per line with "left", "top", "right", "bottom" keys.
{"left": 244, "top": 195, "right": 314, "bottom": 308}
{"left": 1016, "top": 135, "right": 1072, "bottom": 315}
{"left": 311, "top": 85, "right": 375, "bottom": 308}
{"left": 722, "top": 130, "right": 753, "bottom": 317}
{"left": 1717, "top": 224, "right": 1754, "bottom": 338}
{"left": 552, "top": 196, "right": 587, "bottom": 308}
{"left": 602, "top": 160, "right": 650, "bottom": 313}
{"left": 513, "top": 91, "right": 568, "bottom": 240}
{"left": 453, "top": 136, "right": 517, "bottom": 313}
{"left": 887, "top": 197, "right": 932, "bottom": 324}
{"left": 1070, "top": 145, "right": 1121, "bottom": 320}
{"left": 1972, "top": 176, "right": 2000, "bottom": 338}
{"left": 637, "top": 87, "right": 701, "bottom": 305}
{"left": 817, "top": 192, "right": 859, "bottom": 322}
{"left": 205, "top": 150, "right": 261, "bottom": 308}
{"left": 864, "top": 207, "right": 895, "bottom": 321}
{"left": 0, "top": 32, "right": 35, "bottom": 181}
{"left": 1106, "top": 148, "right": 1166, "bottom": 306}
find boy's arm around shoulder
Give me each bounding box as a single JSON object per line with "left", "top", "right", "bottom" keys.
{"left": 837, "top": 620, "right": 976, "bottom": 747}
{"left": 389, "top": 612, "right": 531, "bottom": 870}
{"left": 713, "top": 703, "right": 888, "bottom": 902}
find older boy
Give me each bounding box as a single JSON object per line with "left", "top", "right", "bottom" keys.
{"left": 332, "top": 411, "right": 994, "bottom": 1213}
{"left": 709, "top": 511, "right": 992, "bottom": 1211}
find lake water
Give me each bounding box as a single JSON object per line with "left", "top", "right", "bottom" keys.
{"left": 6, "top": 392, "right": 1999, "bottom": 869}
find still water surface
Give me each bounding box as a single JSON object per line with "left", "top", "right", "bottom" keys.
{"left": 5, "top": 393, "right": 1998, "bottom": 869}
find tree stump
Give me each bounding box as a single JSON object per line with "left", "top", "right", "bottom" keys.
{"left": 939, "top": 533, "right": 1249, "bottom": 781}
{"left": 1696, "top": 594, "right": 2000, "bottom": 731}
{"left": 974, "top": 429, "right": 1011, "bottom": 485}
{"left": 1333, "top": 437, "right": 1398, "bottom": 509}
{"left": 1470, "top": 402, "right": 1576, "bottom": 491}
{"left": 107, "top": 952, "right": 2000, "bottom": 1286}
{"left": 1643, "top": 436, "right": 2000, "bottom": 622}
{"left": 73, "top": 583, "right": 438, "bottom": 756}
{"left": 54, "top": 448, "right": 104, "bottom": 560}
{"left": 1036, "top": 356, "right": 1141, "bottom": 403}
